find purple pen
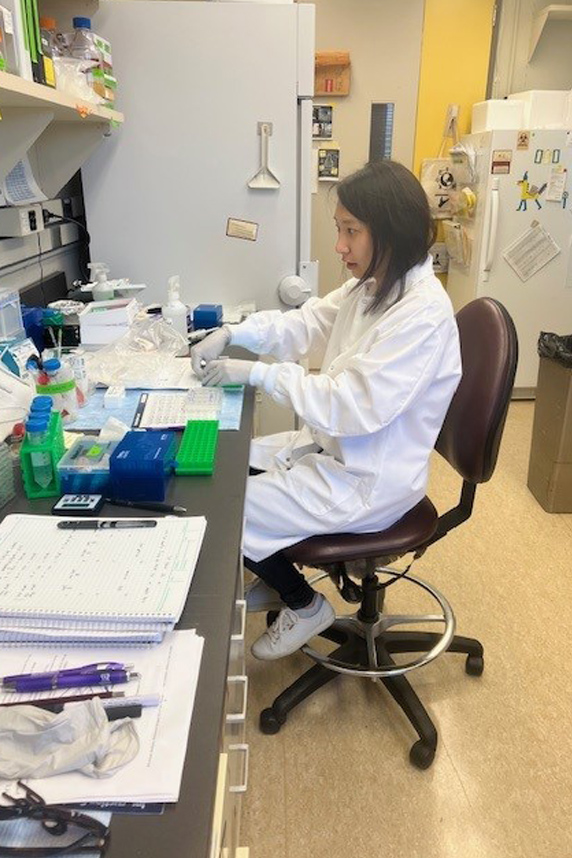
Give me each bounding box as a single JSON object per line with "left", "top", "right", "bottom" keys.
{"left": 2, "top": 662, "right": 128, "bottom": 685}
{"left": 4, "top": 668, "right": 139, "bottom": 694}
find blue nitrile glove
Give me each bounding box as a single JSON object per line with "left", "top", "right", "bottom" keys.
{"left": 191, "top": 326, "right": 231, "bottom": 378}
{"left": 201, "top": 358, "right": 254, "bottom": 387}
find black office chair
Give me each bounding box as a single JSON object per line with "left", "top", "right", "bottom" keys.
{"left": 259, "top": 297, "right": 518, "bottom": 769}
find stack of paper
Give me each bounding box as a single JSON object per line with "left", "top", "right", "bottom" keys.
{"left": 0, "top": 515, "right": 207, "bottom": 645}
{"left": 0, "top": 630, "right": 204, "bottom": 803}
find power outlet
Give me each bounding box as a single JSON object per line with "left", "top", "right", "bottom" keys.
{"left": 0, "top": 204, "right": 45, "bottom": 237}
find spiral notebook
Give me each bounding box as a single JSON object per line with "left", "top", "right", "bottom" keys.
{"left": 0, "top": 514, "right": 207, "bottom": 644}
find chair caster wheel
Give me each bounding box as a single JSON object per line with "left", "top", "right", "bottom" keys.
{"left": 266, "top": 611, "right": 279, "bottom": 628}
{"left": 409, "top": 740, "right": 435, "bottom": 770}
{"left": 465, "top": 655, "right": 484, "bottom": 676}
{"left": 260, "top": 707, "right": 286, "bottom": 735}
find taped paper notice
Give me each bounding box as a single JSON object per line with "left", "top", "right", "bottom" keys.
{"left": 2, "top": 157, "right": 46, "bottom": 204}
{"left": 503, "top": 222, "right": 560, "bottom": 282}
{"left": 545, "top": 166, "right": 567, "bottom": 202}
{"left": 226, "top": 218, "right": 258, "bottom": 241}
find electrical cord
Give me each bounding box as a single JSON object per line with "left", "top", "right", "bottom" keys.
{"left": 42, "top": 210, "right": 91, "bottom": 282}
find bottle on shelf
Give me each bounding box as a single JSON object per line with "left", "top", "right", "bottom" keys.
{"left": 40, "top": 17, "right": 65, "bottom": 59}
{"left": 38, "top": 17, "right": 56, "bottom": 87}
{"left": 162, "top": 275, "right": 189, "bottom": 356}
{"left": 69, "top": 16, "right": 102, "bottom": 95}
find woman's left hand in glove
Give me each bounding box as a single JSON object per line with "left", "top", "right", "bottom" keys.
{"left": 201, "top": 358, "right": 254, "bottom": 387}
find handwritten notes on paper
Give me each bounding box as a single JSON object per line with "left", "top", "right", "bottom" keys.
{"left": 0, "top": 514, "right": 206, "bottom": 624}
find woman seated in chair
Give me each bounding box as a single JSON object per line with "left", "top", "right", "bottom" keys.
{"left": 191, "top": 159, "right": 462, "bottom": 661}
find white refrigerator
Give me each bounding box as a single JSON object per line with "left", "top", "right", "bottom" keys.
{"left": 446, "top": 129, "right": 572, "bottom": 394}
{"left": 82, "top": 0, "right": 317, "bottom": 313}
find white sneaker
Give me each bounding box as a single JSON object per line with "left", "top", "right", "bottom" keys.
{"left": 251, "top": 595, "right": 335, "bottom": 661}
{"left": 245, "top": 579, "right": 284, "bottom": 613}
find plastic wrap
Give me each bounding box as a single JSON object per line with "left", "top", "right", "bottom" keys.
{"left": 537, "top": 332, "right": 572, "bottom": 368}
{"left": 86, "top": 316, "right": 193, "bottom": 389}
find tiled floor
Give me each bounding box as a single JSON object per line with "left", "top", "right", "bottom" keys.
{"left": 241, "top": 402, "right": 572, "bottom": 858}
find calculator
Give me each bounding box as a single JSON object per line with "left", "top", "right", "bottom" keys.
{"left": 52, "top": 494, "right": 106, "bottom": 516}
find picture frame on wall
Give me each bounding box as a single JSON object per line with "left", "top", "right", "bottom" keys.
{"left": 313, "top": 105, "right": 333, "bottom": 140}
{"left": 318, "top": 147, "right": 340, "bottom": 181}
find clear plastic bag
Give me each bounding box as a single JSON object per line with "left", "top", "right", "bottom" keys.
{"left": 537, "top": 332, "right": 572, "bottom": 368}
{"left": 86, "top": 316, "right": 192, "bottom": 389}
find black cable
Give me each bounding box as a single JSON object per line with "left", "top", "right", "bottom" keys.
{"left": 43, "top": 211, "right": 91, "bottom": 282}
{"left": 43, "top": 212, "right": 91, "bottom": 247}
{"left": 36, "top": 232, "right": 44, "bottom": 289}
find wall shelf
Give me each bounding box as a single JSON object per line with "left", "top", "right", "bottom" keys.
{"left": 529, "top": 4, "right": 572, "bottom": 61}
{"left": 0, "top": 70, "right": 123, "bottom": 198}
{"left": 0, "top": 70, "right": 123, "bottom": 123}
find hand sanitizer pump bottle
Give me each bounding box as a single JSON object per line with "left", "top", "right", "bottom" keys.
{"left": 162, "top": 275, "right": 189, "bottom": 355}
{"left": 88, "top": 262, "right": 114, "bottom": 301}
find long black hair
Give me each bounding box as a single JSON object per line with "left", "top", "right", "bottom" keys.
{"left": 337, "top": 159, "right": 436, "bottom": 312}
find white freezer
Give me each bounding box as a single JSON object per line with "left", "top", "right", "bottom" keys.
{"left": 82, "top": 0, "right": 316, "bottom": 310}
{"left": 446, "top": 129, "right": 572, "bottom": 393}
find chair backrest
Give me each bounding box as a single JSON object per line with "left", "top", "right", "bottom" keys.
{"left": 436, "top": 297, "right": 518, "bottom": 484}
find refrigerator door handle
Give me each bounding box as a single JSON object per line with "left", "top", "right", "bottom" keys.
{"left": 483, "top": 178, "right": 500, "bottom": 276}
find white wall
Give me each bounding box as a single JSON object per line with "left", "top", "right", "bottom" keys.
{"left": 303, "top": 0, "right": 425, "bottom": 298}
{"left": 492, "top": 0, "right": 572, "bottom": 97}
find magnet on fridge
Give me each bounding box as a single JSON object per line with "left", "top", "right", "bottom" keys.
{"left": 534, "top": 149, "right": 543, "bottom": 164}
{"left": 552, "top": 149, "right": 561, "bottom": 164}
{"left": 542, "top": 149, "right": 552, "bottom": 165}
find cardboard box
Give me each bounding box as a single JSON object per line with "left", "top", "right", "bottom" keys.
{"left": 527, "top": 356, "right": 572, "bottom": 512}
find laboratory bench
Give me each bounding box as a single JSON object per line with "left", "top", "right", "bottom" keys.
{"left": 1, "top": 387, "right": 255, "bottom": 858}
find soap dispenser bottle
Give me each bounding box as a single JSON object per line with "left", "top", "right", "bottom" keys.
{"left": 88, "top": 263, "right": 114, "bottom": 301}
{"left": 162, "top": 275, "right": 189, "bottom": 354}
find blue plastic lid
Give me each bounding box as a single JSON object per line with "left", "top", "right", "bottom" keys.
{"left": 31, "top": 396, "right": 53, "bottom": 411}
{"left": 73, "top": 16, "right": 91, "bottom": 28}
{"left": 25, "top": 418, "right": 48, "bottom": 433}
{"left": 43, "top": 358, "right": 61, "bottom": 373}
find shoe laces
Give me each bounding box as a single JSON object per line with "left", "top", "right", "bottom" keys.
{"left": 267, "top": 608, "right": 299, "bottom": 644}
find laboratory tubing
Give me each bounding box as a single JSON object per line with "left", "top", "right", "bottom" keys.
{"left": 25, "top": 418, "right": 53, "bottom": 490}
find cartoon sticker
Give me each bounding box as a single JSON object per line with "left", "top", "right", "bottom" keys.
{"left": 516, "top": 172, "right": 547, "bottom": 211}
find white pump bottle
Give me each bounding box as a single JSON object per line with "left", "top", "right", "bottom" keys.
{"left": 88, "top": 263, "right": 114, "bottom": 301}
{"left": 162, "top": 275, "right": 189, "bottom": 355}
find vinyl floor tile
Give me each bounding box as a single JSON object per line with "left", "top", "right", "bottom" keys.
{"left": 241, "top": 403, "right": 572, "bottom": 858}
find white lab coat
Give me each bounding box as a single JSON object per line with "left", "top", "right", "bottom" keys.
{"left": 231, "top": 256, "right": 462, "bottom": 562}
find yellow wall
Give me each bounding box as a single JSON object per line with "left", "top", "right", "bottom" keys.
{"left": 413, "top": 0, "right": 495, "bottom": 175}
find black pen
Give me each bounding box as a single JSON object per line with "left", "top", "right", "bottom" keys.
{"left": 105, "top": 499, "right": 187, "bottom": 514}
{"left": 57, "top": 520, "right": 157, "bottom": 531}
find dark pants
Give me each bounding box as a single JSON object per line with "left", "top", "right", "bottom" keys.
{"left": 244, "top": 552, "right": 315, "bottom": 610}
{"left": 245, "top": 466, "right": 315, "bottom": 610}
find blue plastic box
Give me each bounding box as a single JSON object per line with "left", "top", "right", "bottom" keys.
{"left": 109, "top": 431, "right": 177, "bottom": 501}
{"left": 57, "top": 436, "right": 118, "bottom": 494}
{"left": 193, "top": 304, "right": 223, "bottom": 330}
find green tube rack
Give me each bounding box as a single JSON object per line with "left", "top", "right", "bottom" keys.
{"left": 176, "top": 420, "right": 219, "bottom": 475}
{"left": 20, "top": 411, "right": 66, "bottom": 499}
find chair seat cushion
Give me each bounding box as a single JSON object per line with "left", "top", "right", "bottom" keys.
{"left": 283, "top": 497, "right": 438, "bottom": 566}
